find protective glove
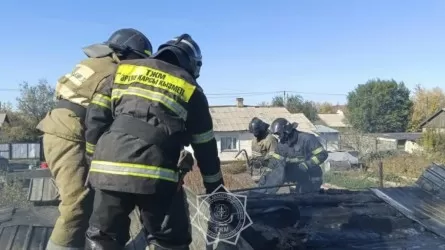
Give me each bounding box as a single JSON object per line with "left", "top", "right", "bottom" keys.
{"left": 298, "top": 162, "right": 309, "bottom": 173}
{"left": 177, "top": 150, "right": 194, "bottom": 172}
{"left": 307, "top": 164, "right": 323, "bottom": 176}
{"left": 177, "top": 150, "right": 194, "bottom": 190}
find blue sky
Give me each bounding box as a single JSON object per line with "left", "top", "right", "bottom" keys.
{"left": 0, "top": 0, "right": 444, "bottom": 107}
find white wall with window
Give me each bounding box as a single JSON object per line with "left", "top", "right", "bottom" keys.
{"left": 216, "top": 131, "right": 252, "bottom": 161}
{"left": 185, "top": 131, "right": 254, "bottom": 162}
{"left": 220, "top": 136, "right": 238, "bottom": 151}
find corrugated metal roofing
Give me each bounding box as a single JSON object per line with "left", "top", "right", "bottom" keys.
{"left": 0, "top": 207, "right": 14, "bottom": 224}
{"left": 371, "top": 164, "right": 445, "bottom": 240}
{"left": 371, "top": 187, "right": 445, "bottom": 239}
{"left": 0, "top": 205, "right": 149, "bottom": 250}
{"left": 27, "top": 178, "right": 60, "bottom": 202}
{"left": 318, "top": 113, "right": 349, "bottom": 128}
{"left": 209, "top": 106, "right": 316, "bottom": 133}
{"left": 0, "top": 225, "right": 53, "bottom": 250}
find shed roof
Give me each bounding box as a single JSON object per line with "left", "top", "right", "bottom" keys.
{"left": 317, "top": 113, "right": 349, "bottom": 128}
{"left": 209, "top": 106, "right": 316, "bottom": 133}
{"left": 315, "top": 125, "right": 339, "bottom": 133}
{"left": 28, "top": 178, "right": 60, "bottom": 203}
{"left": 419, "top": 108, "right": 445, "bottom": 128}
{"left": 369, "top": 132, "right": 422, "bottom": 141}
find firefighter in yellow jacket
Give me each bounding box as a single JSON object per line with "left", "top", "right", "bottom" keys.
{"left": 249, "top": 117, "right": 278, "bottom": 157}
{"left": 84, "top": 34, "right": 224, "bottom": 250}
{"left": 36, "top": 28, "right": 152, "bottom": 250}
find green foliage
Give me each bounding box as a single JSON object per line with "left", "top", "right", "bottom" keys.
{"left": 317, "top": 102, "right": 337, "bottom": 114}
{"left": 421, "top": 129, "right": 445, "bottom": 153}
{"left": 0, "top": 79, "right": 55, "bottom": 142}
{"left": 346, "top": 78, "right": 412, "bottom": 133}
{"left": 323, "top": 171, "right": 377, "bottom": 189}
{"left": 409, "top": 85, "right": 445, "bottom": 131}
{"left": 271, "top": 94, "right": 319, "bottom": 121}
{"left": 17, "top": 79, "right": 56, "bottom": 124}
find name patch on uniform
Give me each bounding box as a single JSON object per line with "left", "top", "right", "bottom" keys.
{"left": 114, "top": 64, "right": 196, "bottom": 102}
{"left": 64, "top": 64, "right": 96, "bottom": 86}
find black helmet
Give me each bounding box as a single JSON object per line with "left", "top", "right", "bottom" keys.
{"left": 248, "top": 117, "right": 269, "bottom": 137}
{"left": 104, "top": 28, "right": 152, "bottom": 58}
{"left": 153, "top": 34, "right": 202, "bottom": 79}
{"left": 269, "top": 118, "right": 296, "bottom": 142}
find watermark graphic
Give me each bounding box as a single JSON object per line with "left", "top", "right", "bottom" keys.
{"left": 191, "top": 185, "right": 253, "bottom": 245}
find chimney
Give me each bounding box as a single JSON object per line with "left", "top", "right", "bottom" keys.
{"left": 236, "top": 97, "right": 244, "bottom": 107}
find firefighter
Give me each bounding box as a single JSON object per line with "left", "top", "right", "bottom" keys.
{"left": 272, "top": 118, "right": 328, "bottom": 193}
{"left": 249, "top": 117, "right": 278, "bottom": 158}
{"left": 84, "top": 34, "right": 224, "bottom": 250}
{"left": 36, "top": 28, "right": 152, "bottom": 250}
{"left": 256, "top": 118, "right": 328, "bottom": 194}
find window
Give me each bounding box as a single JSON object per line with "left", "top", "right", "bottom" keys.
{"left": 221, "top": 137, "right": 238, "bottom": 151}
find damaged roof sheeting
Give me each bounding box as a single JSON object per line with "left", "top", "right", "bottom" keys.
{"left": 241, "top": 189, "right": 445, "bottom": 250}
{"left": 371, "top": 163, "right": 445, "bottom": 240}
{"left": 12, "top": 164, "right": 445, "bottom": 249}
{"left": 0, "top": 206, "right": 57, "bottom": 250}
{"left": 28, "top": 178, "right": 60, "bottom": 203}
{"left": 0, "top": 205, "right": 149, "bottom": 250}
{"left": 0, "top": 225, "right": 53, "bottom": 250}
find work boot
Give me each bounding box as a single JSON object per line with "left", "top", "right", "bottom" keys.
{"left": 85, "top": 227, "right": 124, "bottom": 250}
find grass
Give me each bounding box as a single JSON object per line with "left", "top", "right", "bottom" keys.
{"left": 324, "top": 170, "right": 377, "bottom": 190}
{"left": 323, "top": 152, "right": 445, "bottom": 189}
{"left": 184, "top": 164, "right": 253, "bottom": 194}
{"left": 221, "top": 160, "right": 247, "bottom": 175}
{"left": 367, "top": 152, "right": 445, "bottom": 180}
{"left": 187, "top": 153, "right": 438, "bottom": 193}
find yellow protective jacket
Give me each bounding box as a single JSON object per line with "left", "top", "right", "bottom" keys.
{"left": 251, "top": 134, "right": 278, "bottom": 157}
{"left": 37, "top": 48, "right": 119, "bottom": 141}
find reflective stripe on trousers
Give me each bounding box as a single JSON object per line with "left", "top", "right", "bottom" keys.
{"left": 90, "top": 160, "right": 179, "bottom": 182}
{"left": 191, "top": 130, "right": 215, "bottom": 144}
{"left": 202, "top": 170, "right": 223, "bottom": 183}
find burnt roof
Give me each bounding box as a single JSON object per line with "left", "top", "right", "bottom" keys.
{"left": 7, "top": 164, "right": 445, "bottom": 249}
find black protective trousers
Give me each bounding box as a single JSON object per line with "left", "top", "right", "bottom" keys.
{"left": 85, "top": 188, "right": 192, "bottom": 250}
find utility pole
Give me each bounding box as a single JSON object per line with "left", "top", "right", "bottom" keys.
{"left": 426, "top": 96, "right": 429, "bottom": 117}
{"left": 283, "top": 91, "right": 287, "bottom": 106}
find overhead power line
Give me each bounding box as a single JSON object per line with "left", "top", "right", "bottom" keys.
{"left": 0, "top": 88, "right": 347, "bottom": 97}
{"left": 206, "top": 90, "right": 347, "bottom": 98}
{"left": 0, "top": 88, "right": 20, "bottom": 92}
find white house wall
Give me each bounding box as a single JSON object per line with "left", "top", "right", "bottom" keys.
{"left": 215, "top": 131, "right": 253, "bottom": 161}
{"left": 184, "top": 131, "right": 254, "bottom": 162}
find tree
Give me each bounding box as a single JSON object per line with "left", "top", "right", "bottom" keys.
{"left": 271, "top": 94, "right": 319, "bottom": 121}
{"left": 17, "top": 79, "right": 56, "bottom": 124}
{"left": 317, "top": 102, "right": 336, "bottom": 114}
{"left": 409, "top": 85, "right": 445, "bottom": 131}
{"left": 0, "top": 79, "right": 56, "bottom": 142}
{"left": 257, "top": 101, "right": 270, "bottom": 106}
{"left": 346, "top": 78, "right": 412, "bottom": 133}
